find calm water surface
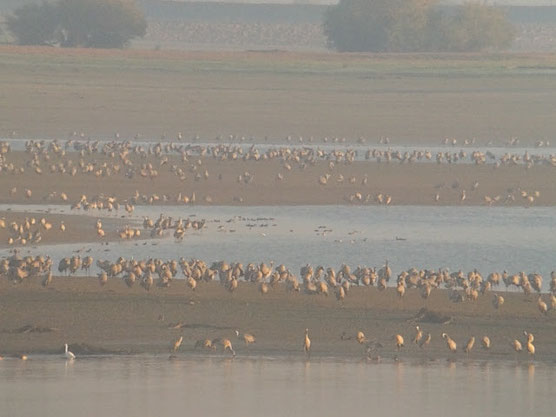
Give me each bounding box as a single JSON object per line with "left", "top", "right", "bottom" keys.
{"left": 0, "top": 356, "right": 554, "bottom": 417}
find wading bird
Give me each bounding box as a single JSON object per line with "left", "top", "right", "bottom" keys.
{"left": 303, "top": 328, "right": 311, "bottom": 358}
{"left": 395, "top": 334, "right": 404, "bottom": 351}
{"left": 236, "top": 330, "right": 256, "bottom": 345}
{"left": 172, "top": 336, "right": 183, "bottom": 353}
{"left": 442, "top": 333, "right": 457, "bottom": 353}
{"left": 65, "top": 343, "right": 75, "bottom": 361}
{"left": 464, "top": 337, "right": 475, "bottom": 356}
{"left": 524, "top": 331, "right": 535, "bottom": 357}
{"left": 414, "top": 326, "right": 423, "bottom": 345}
{"left": 419, "top": 333, "right": 431, "bottom": 349}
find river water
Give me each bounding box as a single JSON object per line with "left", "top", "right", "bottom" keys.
{"left": 0, "top": 355, "right": 554, "bottom": 417}
{"left": 1, "top": 205, "right": 555, "bottom": 290}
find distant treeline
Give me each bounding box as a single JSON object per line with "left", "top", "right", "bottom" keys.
{"left": 2, "top": 1, "right": 556, "bottom": 23}
{"left": 5, "top": 0, "right": 147, "bottom": 47}
{"left": 140, "top": 2, "right": 556, "bottom": 24}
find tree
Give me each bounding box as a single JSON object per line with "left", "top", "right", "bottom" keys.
{"left": 323, "top": 0, "right": 515, "bottom": 53}
{"left": 0, "top": 21, "right": 6, "bottom": 42}
{"left": 6, "top": 2, "right": 60, "bottom": 46}
{"left": 386, "top": 0, "right": 439, "bottom": 52}
{"left": 324, "top": 0, "right": 440, "bottom": 52}
{"left": 324, "top": 0, "right": 388, "bottom": 52}
{"left": 57, "top": 0, "right": 147, "bottom": 48}
{"left": 445, "top": 3, "right": 515, "bottom": 52}
{"left": 7, "top": 0, "right": 147, "bottom": 48}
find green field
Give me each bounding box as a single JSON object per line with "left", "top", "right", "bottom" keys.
{"left": 2, "top": 46, "right": 556, "bottom": 143}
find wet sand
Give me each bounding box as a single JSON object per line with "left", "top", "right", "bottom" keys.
{"left": 0, "top": 277, "right": 554, "bottom": 362}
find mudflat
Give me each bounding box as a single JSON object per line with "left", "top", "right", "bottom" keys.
{"left": 0, "top": 154, "right": 554, "bottom": 208}
{"left": 0, "top": 277, "right": 553, "bottom": 362}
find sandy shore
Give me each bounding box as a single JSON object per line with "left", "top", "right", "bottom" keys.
{"left": 0, "top": 277, "right": 554, "bottom": 362}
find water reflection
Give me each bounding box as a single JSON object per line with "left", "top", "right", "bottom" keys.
{"left": 395, "top": 361, "right": 405, "bottom": 393}
{"left": 528, "top": 363, "right": 535, "bottom": 379}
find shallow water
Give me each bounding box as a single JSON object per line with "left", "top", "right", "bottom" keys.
{"left": 0, "top": 356, "right": 554, "bottom": 417}
{"left": 1, "top": 205, "right": 555, "bottom": 291}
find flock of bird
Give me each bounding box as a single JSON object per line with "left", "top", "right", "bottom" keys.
{"left": 3, "top": 253, "right": 556, "bottom": 313}
{"left": 0, "top": 137, "right": 553, "bottom": 212}
{"left": 0, "top": 216, "right": 58, "bottom": 246}
{"left": 0, "top": 212, "right": 207, "bottom": 245}
{"left": 353, "top": 327, "right": 538, "bottom": 361}
{"left": 152, "top": 326, "right": 540, "bottom": 362}
{"left": 1, "top": 252, "right": 552, "bottom": 361}
{"left": 14, "top": 136, "right": 556, "bottom": 167}
{"left": 1, "top": 136, "right": 553, "bottom": 362}
{"left": 0, "top": 326, "right": 538, "bottom": 362}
